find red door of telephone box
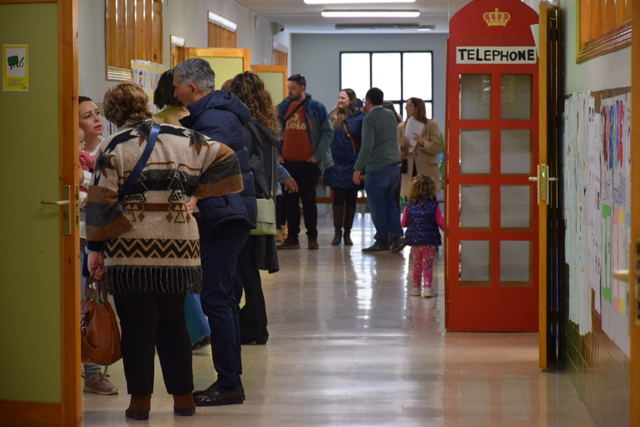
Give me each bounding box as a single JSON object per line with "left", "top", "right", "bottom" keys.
{"left": 445, "top": 0, "right": 539, "bottom": 331}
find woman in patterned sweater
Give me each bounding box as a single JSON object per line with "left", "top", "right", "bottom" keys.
{"left": 86, "top": 83, "right": 243, "bottom": 420}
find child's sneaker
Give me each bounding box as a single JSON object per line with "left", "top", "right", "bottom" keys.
{"left": 84, "top": 371, "right": 119, "bottom": 395}
{"left": 409, "top": 286, "right": 421, "bottom": 296}
{"left": 422, "top": 287, "right": 434, "bottom": 298}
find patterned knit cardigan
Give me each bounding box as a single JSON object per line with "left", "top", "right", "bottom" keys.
{"left": 86, "top": 122, "right": 243, "bottom": 294}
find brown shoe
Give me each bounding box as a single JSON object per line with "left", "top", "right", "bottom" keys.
{"left": 277, "top": 237, "right": 300, "bottom": 249}
{"left": 126, "top": 394, "right": 151, "bottom": 420}
{"left": 308, "top": 238, "right": 319, "bottom": 250}
{"left": 173, "top": 392, "right": 196, "bottom": 416}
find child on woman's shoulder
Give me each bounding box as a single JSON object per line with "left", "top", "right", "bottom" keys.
{"left": 400, "top": 175, "right": 444, "bottom": 298}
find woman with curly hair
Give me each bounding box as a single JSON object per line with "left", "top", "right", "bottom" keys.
{"left": 87, "top": 82, "right": 244, "bottom": 419}
{"left": 229, "top": 71, "right": 296, "bottom": 344}
{"left": 323, "top": 88, "right": 365, "bottom": 245}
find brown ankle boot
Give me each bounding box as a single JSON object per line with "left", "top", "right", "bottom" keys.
{"left": 331, "top": 204, "right": 344, "bottom": 246}
{"left": 332, "top": 229, "right": 342, "bottom": 246}
{"left": 125, "top": 394, "right": 151, "bottom": 420}
{"left": 343, "top": 229, "right": 353, "bottom": 246}
{"left": 343, "top": 205, "right": 356, "bottom": 246}
{"left": 173, "top": 392, "right": 196, "bottom": 416}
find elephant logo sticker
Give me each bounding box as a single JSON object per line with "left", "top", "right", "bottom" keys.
{"left": 3, "top": 45, "right": 29, "bottom": 92}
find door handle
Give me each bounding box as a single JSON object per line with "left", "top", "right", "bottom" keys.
{"left": 529, "top": 164, "right": 558, "bottom": 205}
{"left": 613, "top": 269, "right": 630, "bottom": 282}
{"left": 40, "top": 185, "right": 73, "bottom": 235}
{"left": 41, "top": 199, "right": 70, "bottom": 206}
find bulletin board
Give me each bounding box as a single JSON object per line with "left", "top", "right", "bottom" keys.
{"left": 131, "top": 59, "right": 168, "bottom": 113}
{"left": 563, "top": 88, "right": 631, "bottom": 355}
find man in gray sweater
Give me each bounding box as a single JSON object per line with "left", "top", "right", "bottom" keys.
{"left": 353, "top": 87, "right": 404, "bottom": 252}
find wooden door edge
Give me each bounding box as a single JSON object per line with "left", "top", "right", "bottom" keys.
{"left": 58, "top": 0, "right": 81, "bottom": 425}
{"left": 537, "top": 2, "right": 550, "bottom": 371}
{"left": 630, "top": 2, "right": 640, "bottom": 424}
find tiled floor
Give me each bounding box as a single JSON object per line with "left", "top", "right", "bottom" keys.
{"left": 84, "top": 213, "right": 595, "bottom": 426}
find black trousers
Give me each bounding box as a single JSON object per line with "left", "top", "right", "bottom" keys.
{"left": 113, "top": 292, "right": 192, "bottom": 396}
{"left": 238, "top": 236, "right": 268, "bottom": 343}
{"left": 198, "top": 222, "right": 250, "bottom": 389}
{"left": 332, "top": 188, "right": 358, "bottom": 207}
{"left": 282, "top": 161, "right": 321, "bottom": 238}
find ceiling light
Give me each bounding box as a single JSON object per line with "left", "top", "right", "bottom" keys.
{"left": 322, "top": 10, "right": 420, "bottom": 18}
{"left": 208, "top": 12, "right": 237, "bottom": 31}
{"left": 307, "top": 0, "right": 414, "bottom": 3}
{"left": 335, "top": 23, "right": 420, "bottom": 29}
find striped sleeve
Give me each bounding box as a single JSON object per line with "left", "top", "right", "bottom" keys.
{"left": 194, "top": 142, "right": 244, "bottom": 199}
{"left": 86, "top": 149, "right": 133, "bottom": 243}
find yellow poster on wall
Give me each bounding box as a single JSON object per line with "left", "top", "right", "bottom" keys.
{"left": 3, "top": 44, "right": 28, "bottom": 92}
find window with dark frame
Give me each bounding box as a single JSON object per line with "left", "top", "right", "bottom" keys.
{"left": 339, "top": 51, "right": 434, "bottom": 120}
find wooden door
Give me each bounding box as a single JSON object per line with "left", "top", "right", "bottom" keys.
{"left": 0, "top": 0, "right": 79, "bottom": 425}
{"left": 445, "top": 55, "right": 539, "bottom": 332}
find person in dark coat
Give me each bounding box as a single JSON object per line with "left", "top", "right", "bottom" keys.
{"left": 229, "top": 71, "right": 299, "bottom": 345}
{"left": 173, "top": 58, "right": 254, "bottom": 407}
{"left": 323, "top": 88, "right": 365, "bottom": 246}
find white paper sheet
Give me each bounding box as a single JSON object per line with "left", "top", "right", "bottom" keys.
{"left": 404, "top": 117, "right": 425, "bottom": 153}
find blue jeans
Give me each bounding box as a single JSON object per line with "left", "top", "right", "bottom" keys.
{"left": 184, "top": 293, "right": 210, "bottom": 345}
{"left": 198, "top": 220, "right": 250, "bottom": 389}
{"left": 364, "top": 164, "right": 403, "bottom": 247}
{"left": 80, "top": 239, "right": 101, "bottom": 378}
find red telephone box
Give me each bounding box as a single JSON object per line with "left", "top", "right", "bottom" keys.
{"left": 445, "top": 0, "right": 539, "bottom": 331}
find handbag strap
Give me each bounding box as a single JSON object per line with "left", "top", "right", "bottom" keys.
{"left": 283, "top": 98, "right": 307, "bottom": 123}
{"left": 119, "top": 123, "right": 161, "bottom": 201}
{"left": 85, "top": 271, "right": 108, "bottom": 303}
{"left": 343, "top": 122, "right": 359, "bottom": 153}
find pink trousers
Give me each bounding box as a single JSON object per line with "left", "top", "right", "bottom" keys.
{"left": 410, "top": 245, "right": 438, "bottom": 288}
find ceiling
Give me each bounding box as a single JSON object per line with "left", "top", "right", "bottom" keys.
{"left": 234, "top": 0, "right": 472, "bottom": 34}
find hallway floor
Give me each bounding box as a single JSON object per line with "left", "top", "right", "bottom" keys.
{"left": 84, "top": 213, "right": 595, "bottom": 426}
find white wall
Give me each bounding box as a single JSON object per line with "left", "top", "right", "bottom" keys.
{"left": 290, "top": 33, "right": 448, "bottom": 128}
{"left": 78, "top": 0, "right": 285, "bottom": 101}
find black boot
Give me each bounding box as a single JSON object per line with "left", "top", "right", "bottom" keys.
{"left": 343, "top": 205, "right": 356, "bottom": 246}
{"left": 332, "top": 204, "right": 344, "bottom": 246}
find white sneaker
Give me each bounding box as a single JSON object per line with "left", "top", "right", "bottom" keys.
{"left": 422, "top": 287, "right": 434, "bottom": 298}
{"left": 409, "top": 286, "right": 421, "bottom": 296}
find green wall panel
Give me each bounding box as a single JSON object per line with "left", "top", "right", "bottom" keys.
{"left": 0, "top": 3, "right": 61, "bottom": 403}
{"left": 202, "top": 57, "right": 244, "bottom": 90}
{"left": 257, "top": 71, "right": 285, "bottom": 104}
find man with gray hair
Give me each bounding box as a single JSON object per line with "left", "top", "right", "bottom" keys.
{"left": 173, "top": 58, "right": 255, "bottom": 407}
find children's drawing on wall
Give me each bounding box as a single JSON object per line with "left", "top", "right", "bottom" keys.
{"left": 563, "top": 91, "right": 630, "bottom": 356}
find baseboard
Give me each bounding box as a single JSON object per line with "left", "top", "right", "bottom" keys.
{"left": 0, "top": 400, "right": 62, "bottom": 426}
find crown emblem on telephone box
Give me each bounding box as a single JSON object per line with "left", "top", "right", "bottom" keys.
{"left": 483, "top": 7, "right": 510, "bottom": 26}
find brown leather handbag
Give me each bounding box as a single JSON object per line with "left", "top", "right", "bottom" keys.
{"left": 81, "top": 273, "right": 122, "bottom": 366}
